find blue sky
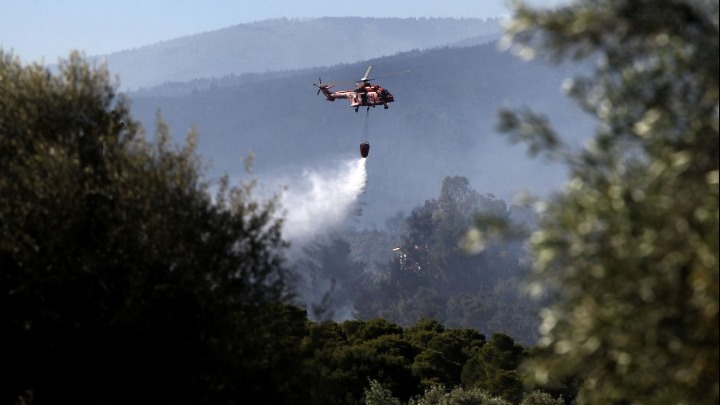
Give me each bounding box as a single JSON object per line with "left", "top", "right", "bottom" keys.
{"left": 1, "top": 0, "right": 565, "bottom": 64}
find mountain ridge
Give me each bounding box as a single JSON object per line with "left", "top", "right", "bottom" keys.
{"left": 97, "top": 17, "right": 503, "bottom": 90}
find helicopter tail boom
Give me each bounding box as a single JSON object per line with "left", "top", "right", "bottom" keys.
{"left": 315, "top": 84, "right": 336, "bottom": 101}
{"left": 314, "top": 78, "right": 338, "bottom": 101}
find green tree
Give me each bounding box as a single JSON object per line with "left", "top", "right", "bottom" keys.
{"left": 520, "top": 391, "right": 565, "bottom": 405}
{"left": 462, "top": 333, "right": 526, "bottom": 403}
{"left": 364, "top": 379, "right": 403, "bottom": 405}
{"left": 495, "top": 0, "right": 718, "bottom": 403}
{"left": 405, "top": 319, "right": 485, "bottom": 390}
{"left": 343, "top": 318, "right": 405, "bottom": 343}
{"left": 0, "top": 51, "right": 297, "bottom": 403}
{"left": 302, "top": 318, "right": 422, "bottom": 405}
{"left": 365, "top": 383, "right": 566, "bottom": 405}
{"left": 407, "top": 384, "right": 512, "bottom": 405}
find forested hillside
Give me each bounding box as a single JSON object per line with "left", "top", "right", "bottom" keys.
{"left": 126, "top": 43, "right": 590, "bottom": 339}
{"left": 128, "top": 41, "right": 592, "bottom": 228}
{"left": 294, "top": 176, "right": 543, "bottom": 345}
{"left": 121, "top": 14, "right": 593, "bottom": 359}
{"left": 101, "top": 17, "right": 502, "bottom": 90}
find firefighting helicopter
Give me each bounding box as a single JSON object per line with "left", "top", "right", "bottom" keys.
{"left": 314, "top": 65, "right": 412, "bottom": 112}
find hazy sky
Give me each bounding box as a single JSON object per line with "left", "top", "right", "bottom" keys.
{"left": 1, "top": 0, "right": 566, "bottom": 64}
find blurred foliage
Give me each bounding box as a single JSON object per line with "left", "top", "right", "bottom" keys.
{"left": 495, "top": 0, "right": 719, "bottom": 403}
{"left": 0, "top": 50, "right": 297, "bottom": 403}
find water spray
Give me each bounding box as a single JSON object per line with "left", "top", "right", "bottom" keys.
{"left": 279, "top": 158, "right": 367, "bottom": 242}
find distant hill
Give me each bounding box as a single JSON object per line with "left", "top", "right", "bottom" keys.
{"left": 127, "top": 41, "right": 594, "bottom": 228}
{"left": 99, "top": 17, "right": 502, "bottom": 90}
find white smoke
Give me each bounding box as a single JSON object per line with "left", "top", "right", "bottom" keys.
{"left": 277, "top": 158, "right": 367, "bottom": 243}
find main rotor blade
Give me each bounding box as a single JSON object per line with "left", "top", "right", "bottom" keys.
{"left": 361, "top": 65, "right": 373, "bottom": 81}
{"left": 365, "top": 69, "right": 413, "bottom": 82}
{"left": 314, "top": 66, "right": 411, "bottom": 88}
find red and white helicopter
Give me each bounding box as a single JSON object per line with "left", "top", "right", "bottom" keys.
{"left": 314, "top": 65, "right": 412, "bottom": 112}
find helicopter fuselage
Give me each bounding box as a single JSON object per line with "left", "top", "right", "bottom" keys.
{"left": 318, "top": 83, "right": 394, "bottom": 111}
